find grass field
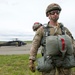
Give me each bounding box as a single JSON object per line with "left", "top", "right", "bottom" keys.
{"left": 0, "top": 54, "right": 41, "bottom": 75}
{"left": 0, "top": 54, "right": 75, "bottom": 75}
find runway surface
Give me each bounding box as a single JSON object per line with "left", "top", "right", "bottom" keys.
{"left": 0, "top": 44, "right": 41, "bottom": 55}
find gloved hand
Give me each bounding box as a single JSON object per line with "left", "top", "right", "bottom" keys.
{"left": 29, "top": 59, "right": 35, "bottom": 72}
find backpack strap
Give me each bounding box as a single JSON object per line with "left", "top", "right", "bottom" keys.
{"left": 59, "top": 23, "right": 65, "bottom": 35}
{"left": 41, "top": 23, "right": 50, "bottom": 45}
{"left": 44, "top": 25, "right": 50, "bottom": 36}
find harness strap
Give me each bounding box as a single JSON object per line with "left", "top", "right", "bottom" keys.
{"left": 59, "top": 23, "right": 65, "bottom": 35}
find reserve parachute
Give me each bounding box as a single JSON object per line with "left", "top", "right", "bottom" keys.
{"left": 45, "top": 34, "right": 74, "bottom": 56}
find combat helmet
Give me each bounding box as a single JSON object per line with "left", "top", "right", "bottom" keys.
{"left": 46, "top": 3, "right": 62, "bottom": 17}
{"left": 32, "top": 22, "right": 42, "bottom": 31}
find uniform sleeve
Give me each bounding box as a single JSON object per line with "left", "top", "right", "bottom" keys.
{"left": 29, "top": 27, "right": 44, "bottom": 60}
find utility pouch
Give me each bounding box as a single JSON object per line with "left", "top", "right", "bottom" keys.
{"left": 52, "top": 56, "right": 63, "bottom": 67}
{"left": 52, "top": 54, "right": 75, "bottom": 68}
{"left": 62, "top": 54, "right": 75, "bottom": 68}
{"left": 36, "top": 56, "right": 54, "bottom": 72}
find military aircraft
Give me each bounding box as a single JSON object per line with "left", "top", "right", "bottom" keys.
{"left": 0, "top": 40, "right": 27, "bottom": 47}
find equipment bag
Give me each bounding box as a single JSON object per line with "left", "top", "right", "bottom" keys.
{"left": 52, "top": 54, "right": 75, "bottom": 68}
{"left": 36, "top": 54, "right": 75, "bottom": 72}
{"left": 62, "top": 54, "right": 75, "bottom": 68}
{"left": 36, "top": 56, "right": 54, "bottom": 72}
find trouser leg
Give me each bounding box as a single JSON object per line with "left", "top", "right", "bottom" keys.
{"left": 42, "top": 69, "right": 56, "bottom": 75}
{"left": 57, "top": 68, "right": 73, "bottom": 75}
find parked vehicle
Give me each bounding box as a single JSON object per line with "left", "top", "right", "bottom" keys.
{"left": 0, "top": 40, "right": 27, "bottom": 47}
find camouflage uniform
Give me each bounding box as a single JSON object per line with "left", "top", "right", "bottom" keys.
{"left": 29, "top": 3, "right": 74, "bottom": 75}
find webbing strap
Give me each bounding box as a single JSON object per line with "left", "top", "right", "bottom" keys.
{"left": 59, "top": 23, "right": 65, "bottom": 35}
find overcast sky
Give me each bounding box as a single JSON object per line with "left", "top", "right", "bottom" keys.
{"left": 0, "top": 0, "right": 75, "bottom": 38}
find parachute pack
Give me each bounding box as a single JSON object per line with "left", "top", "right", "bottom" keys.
{"left": 36, "top": 23, "right": 75, "bottom": 72}
{"left": 41, "top": 23, "right": 74, "bottom": 56}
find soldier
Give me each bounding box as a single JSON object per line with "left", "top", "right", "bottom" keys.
{"left": 32, "top": 22, "right": 44, "bottom": 56}
{"left": 29, "top": 3, "right": 74, "bottom": 75}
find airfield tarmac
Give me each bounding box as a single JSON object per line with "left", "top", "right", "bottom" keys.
{"left": 0, "top": 43, "right": 41, "bottom": 55}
